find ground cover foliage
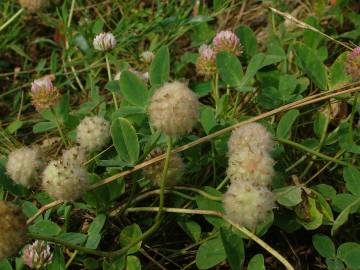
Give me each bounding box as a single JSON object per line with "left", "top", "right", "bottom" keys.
{"left": 0, "top": 0, "right": 360, "bottom": 269}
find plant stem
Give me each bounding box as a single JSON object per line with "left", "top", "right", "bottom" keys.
{"left": 276, "top": 137, "right": 352, "bottom": 167}
{"left": 224, "top": 217, "right": 295, "bottom": 270}
{"left": 50, "top": 107, "right": 68, "bottom": 147}
{"left": 105, "top": 54, "right": 118, "bottom": 110}
{"left": 156, "top": 136, "right": 173, "bottom": 222}
{"left": 0, "top": 8, "right": 24, "bottom": 33}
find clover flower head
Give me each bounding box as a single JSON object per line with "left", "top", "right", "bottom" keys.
{"left": 0, "top": 201, "right": 27, "bottom": 260}
{"left": 22, "top": 241, "right": 53, "bottom": 269}
{"left": 93, "top": 32, "right": 116, "bottom": 51}
{"left": 6, "top": 146, "right": 43, "bottom": 187}
{"left": 141, "top": 51, "right": 155, "bottom": 64}
{"left": 345, "top": 47, "right": 360, "bottom": 80}
{"left": 148, "top": 81, "right": 199, "bottom": 137}
{"left": 213, "top": 30, "right": 242, "bottom": 55}
{"left": 196, "top": 45, "right": 216, "bottom": 77}
{"left": 30, "top": 78, "right": 59, "bottom": 111}
{"left": 223, "top": 181, "right": 275, "bottom": 229}
{"left": 42, "top": 159, "right": 89, "bottom": 201}
{"left": 76, "top": 116, "right": 110, "bottom": 152}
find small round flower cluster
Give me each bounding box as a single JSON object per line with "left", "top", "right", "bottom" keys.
{"left": 345, "top": 47, "right": 360, "bottom": 80}
{"left": 148, "top": 81, "right": 199, "bottom": 137}
{"left": 222, "top": 122, "right": 275, "bottom": 229}
{"left": 76, "top": 116, "right": 111, "bottom": 152}
{"left": 22, "top": 241, "right": 53, "bottom": 269}
{"left": 6, "top": 146, "right": 43, "bottom": 187}
{"left": 93, "top": 32, "right": 117, "bottom": 51}
{"left": 0, "top": 201, "right": 27, "bottom": 260}
{"left": 144, "top": 148, "right": 185, "bottom": 187}
{"left": 18, "top": 0, "right": 47, "bottom": 13}
{"left": 141, "top": 51, "right": 155, "bottom": 64}
{"left": 42, "top": 116, "right": 110, "bottom": 201}
{"left": 196, "top": 30, "right": 242, "bottom": 76}
{"left": 6, "top": 116, "right": 110, "bottom": 201}
{"left": 30, "top": 78, "right": 59, "bottom": 111}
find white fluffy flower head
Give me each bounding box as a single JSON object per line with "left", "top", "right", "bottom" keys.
{"left": 223, "top": 181, "right": 274, "bottom": 228}
{"left": 227, "top": 147, "right": 274, "bottom": 187}
{"left": 148, "top": 81, "right": 199, "bottom": 137}
{"left": 61, "top": 146, "right": 88, "bottom": 164}
{"left": 228, "top": 122, "right": 273, "bottom": 155}
{"left": 6, "top": 146, "right": 42, "bottom": 187}
{"left": 76, "top": 116, "right": 110, "bottom": 152}
{"left": 93, "top": 32, "right": 116, "bottom": 51}
{"left": 42, "top": 159, "right": 89, "bottom": 201}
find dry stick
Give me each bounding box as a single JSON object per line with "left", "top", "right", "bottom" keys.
{"left": 26, "top": 84, "right": 360, "bottom": 224}
{"left": 269, "top": 7, "right": 353, "bottom": 50}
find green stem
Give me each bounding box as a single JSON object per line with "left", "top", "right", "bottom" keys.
{"left": 156, "top": 136, "right": 173, "bottom": 222}
{"left": 0, "top": 8, "right": 24, "bottom": 33}
{"left": 105, "top": 54, "right": 118, "bottom": 110}
{"left": 50, "top": 107, "right": 68, "bottom": 147}
{"left": 277, "top": 137, "right": 352, "bottom": 167}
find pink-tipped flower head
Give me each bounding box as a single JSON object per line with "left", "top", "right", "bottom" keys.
{"left": 22, "top": 241, "right": 53, "bottom": 269}
{"left": 345, "top": 47, "right": 360, "bottom": 80}
{"left": 30, "top": 78, "right": 59, "bottom": 111}
{"left": 196, "top": 44, "right": 216, "bottom": 77}
{"left": 93, "top": 32, "right": 116, "bottom": 51}
{"left": 213, "top": 30, "right": 242, "bottom": 55}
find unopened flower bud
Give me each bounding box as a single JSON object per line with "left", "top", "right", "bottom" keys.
{"left": 141, "top": 51, "right": 155, "bottom": 64}
{"left": 30, "top": 78, "right": 59, "bottom": 111}
{"left": 0, "top": 201, "right": 27, "bottom": 260}
{"left": 22, "top": 241, "right": 53, "bottom": 269}
{"left": 213, "top": 30, "right": 242, "bottom": 55}
{"left": 345, "top": 47, "right": 360, "bottom": 80}
{"left": 144, "top": 148, "right": 184, "bottom": 187}
{"left": 196, "top": 45, "right": 216, "bottom": 77}
{"left": 148, "top": 81, "right": 199, "bottom": 137}
{"left": 93, "top": 32, "right": 116, "bottom": 51}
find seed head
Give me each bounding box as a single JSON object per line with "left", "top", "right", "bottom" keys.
{"left": 143, "top": 148, "right": 185, "bottom": 187}
{"left": 93, "top": 32, "right": 116, "bottom": 51}
{"left": 18, "top": 0, "right": 47, "bottom": 12}
{"left": 196, "top": 45, "right": 216, "bottom": 77}
{"left": 213, "top": 30, "right": 242, "bottom": 55}
{"left": 148, "top": 81, "right": 199, "bottom": 137}
{"left": 30, "top": 78, "right": 59, "bottom": 111}
{"left": 76, "top": 116, "right": 111, "bottom": 152}
{"left": 42, "top": 159, "right": 89, "bottom": 201}
{"left": 22, "top": 241, "right": 53, "bottom": 269}
{"left": 0, "top": 201, "right": 27, "bottom": 260}
{"left": 223, "top": 181, "right": 274, "bottom": 229}
{"left": 6, "top": 146, "right": 43, "bottom": 187}
{"left": 345, "top": 47, "right": 360, "bottom": 80}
